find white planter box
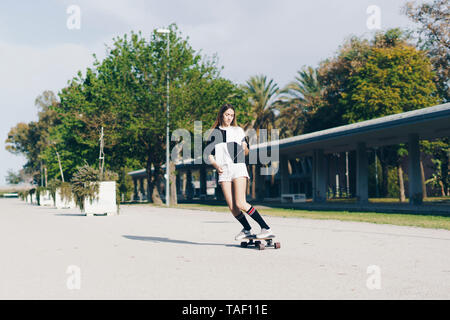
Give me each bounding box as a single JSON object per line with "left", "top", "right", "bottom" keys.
{"left": 84, "top": 181, "right": 117, "bottom": 216}
{"left": 39, "top": 190, "right": 54, "bottom": 206}
{"left": 31, "top": 193, "right": 38, "bottom": 205}
{"left": 55, "top": 188, "right": 76, "bottom": 209}
{"left": 281, "top": 193, "right": 306, "bottom": 203}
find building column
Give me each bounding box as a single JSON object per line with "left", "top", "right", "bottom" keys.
{"left": 255, "top": 164, "right": 266, "bottom": 201}
{"left": 356, "top": 142, "right": 368, "bottom": 203}
{"left": 181, "top": 170, "right": 187, "bottom": 200}
{"left": 139, "top": 178, "right": 145, "bottom": 201}
{"left": 144, "top": 177, "right": 149, "bottom": 201}
{"left": 186, "top": 169, "right": 194, "bottom": 200}
{"left": 408, "top": 133, "right": 423, "bottom": 205}
{"left": 133, "top": 177, "right": 138, "bottom": 201}
{"left": 313, "top": 149, "right": 326, "bottom": 202}
{"left": 200, "top": 164, "right": 207, "bottom": 199}
{"left": 176, "top": 171, "right": 181, "bottom": 199}
{"left": 214, "top": 169, "right": 224, "bottom": 200}
{"left": 280, "top": 155, "right": 290, "bottom": 195}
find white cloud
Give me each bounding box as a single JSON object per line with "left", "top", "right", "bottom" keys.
{"left": 0, "top": 0, "right": 418, "bottom": 185}
{"left": 0, "top": 41, "right": 93, "bottom": 94}
{"left": 68, "top": 0, "right": 415, "bottom": 87}
{"left": 0, "top": 40, "right": 96, "bottom": 185}
{"left": 76, "top": 0, "right": 161, "bottom": 32}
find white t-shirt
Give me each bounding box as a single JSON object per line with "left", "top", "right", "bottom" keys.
{"left": 209, "top": 125, "right": 247, "bottom": 166}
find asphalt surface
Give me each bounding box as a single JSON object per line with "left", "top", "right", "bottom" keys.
{"left": 0, "top": 198, "right": 449, "bottom": 299}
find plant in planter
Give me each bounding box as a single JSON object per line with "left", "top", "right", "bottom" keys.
{"left": 18, "top": 190, "right": 30, "bottom": 201}
{"left": 36, "top": 185, "right": 54, "bottom": 206}
{"left": 48, "top": 179, "right": 74, "bottom": 208}
{"left": 47, "top": 179, "right": 60, "bottom": 204}
{"left": 71, "top": 164, "right": 101, "bottom": 211}
{"left": 58, "top": 181, "right": 75, "bottom": 208}
{"left": 35, "top": 186, "right": 43, "bottom": 205}
{"left": 29, "top": 188, "right": 36, "bottom": 204}
{"left": 71, "top": 164, "right": 119, "bottom": 215}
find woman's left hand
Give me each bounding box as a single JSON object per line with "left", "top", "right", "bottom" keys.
{"left": 242, "top": 141, "right": 249, "bottom": 156}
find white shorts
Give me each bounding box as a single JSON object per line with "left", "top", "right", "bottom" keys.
{"left": 218, "top": 163, "right": 250, "bottom": 182}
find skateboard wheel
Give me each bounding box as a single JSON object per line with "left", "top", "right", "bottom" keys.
{"left": 274, "top": 242, "right": 281, "bottom": 249}
{"left": 258, "top": 243, "right": 265, "bottom": 250}
{"left": 240, "top": 242, "right": 248, "bottom": 248}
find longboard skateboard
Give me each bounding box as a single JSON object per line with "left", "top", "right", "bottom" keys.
{"left": 239, "top": 235, "right": 280, "bottom": 250}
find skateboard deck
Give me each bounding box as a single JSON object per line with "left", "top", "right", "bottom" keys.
{"left": 239, "top": 234, "right": 280, "bottom": 250}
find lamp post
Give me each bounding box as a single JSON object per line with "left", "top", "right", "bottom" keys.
{"left": 157, "top": 28, "right": 170, "bottom": 206}
{"left": 334, "top": 153, "right": 340, "bottom": 198}
{"left": 345, "top": 151, "right": 349, "bottom": 198}
{"left": 52, "top": 141, "right": 64, "bottom": 183}
{"left": 374, "top": 147, "right": 379, "bottom": 198}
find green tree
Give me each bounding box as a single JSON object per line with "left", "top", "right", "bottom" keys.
{"left": 51, "top": 25, "right": 250, "bottom": 204}
{"left": 421, "top": 139, "right": 449, "bottom": 196}
{"left": 243, "top": 75, "right": 279, "bottom": 133}
{"left": 343, "top": 29, "right": 438, "bottom": 123}
{"left": 305, "top": 36, "right": 372, "bottom": 132}
{"left": 243, "top": 75, "right": 279, "bottom": 199}
{"left": 5, "top": 169, "right": 23, "bottom": 185}
{"left": 5, "top": 91, "right": 61, "bottom": 184}
{"left": 307, "top": 29, "right": 439, "bottom": 197}
{"left": 306, "top": 29, "right": 438, "bottom": 131}
{"left": 403, "top": 0, "right": 450, "bottom": 102}
{"left": 276, "top": 66, "right": 323, "bottom": 138}
{"left": 402, "top": 1, "right": 450, "bottom": 197}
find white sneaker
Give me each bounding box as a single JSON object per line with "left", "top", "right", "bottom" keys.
{"left": 235, "top": 229, "right": 252, "bottom": 240}
{"left": 256, "top": 228, "right": 274, "bottom": 239}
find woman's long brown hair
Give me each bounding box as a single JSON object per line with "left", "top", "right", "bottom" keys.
{"left": 207, "top": 104, "right": 238, "bottom": 141}
{"left": 211, "top": 104, "right": 237, "bottom": 129}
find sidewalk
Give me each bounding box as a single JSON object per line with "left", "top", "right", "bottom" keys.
{"left": 0, "top": 198, "right": 449, "bottom": 299}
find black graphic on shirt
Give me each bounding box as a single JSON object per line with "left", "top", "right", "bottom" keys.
{"left": 209, "top": 126, "right": 246, "bottom": 164}
{"left": 209, "top": 128, "right": 225, "bottom": 157}
{"left": 226, "top": 142, "right": 245, "bottom": 163}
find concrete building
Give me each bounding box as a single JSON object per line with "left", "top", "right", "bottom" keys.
{"left": 129, "top": 102, "right": 450, "bottom": 213}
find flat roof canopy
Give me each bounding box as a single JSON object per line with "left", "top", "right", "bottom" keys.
{"left": 256, "top": 103, "right": 450, "bottom": 156}
{"left": 129, "top": 103, "right": 450, "bottom": 177}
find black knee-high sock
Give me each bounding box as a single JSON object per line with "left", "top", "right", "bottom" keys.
{"left": 246, "top": 206, "right": 270, "bottom": 229}
{"left": 235, "top": 213, "right": 251, "bottom": 231}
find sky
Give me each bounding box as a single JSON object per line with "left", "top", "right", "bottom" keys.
{"left": 0, "top": 0, "right": 419, "bottom": 186}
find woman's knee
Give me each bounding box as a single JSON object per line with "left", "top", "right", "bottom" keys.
{"left": 235, "top": 201, "right": 249, "bottom": 212}
{"left": 230, "top": 206, "right": 241, "bottom": 216}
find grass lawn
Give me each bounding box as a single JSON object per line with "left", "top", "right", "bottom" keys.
{"left": 148, "top": 202, "right": 450, "bottom": 231}
{"left": 327, "top": 196, "right": 450, "bottom": 204}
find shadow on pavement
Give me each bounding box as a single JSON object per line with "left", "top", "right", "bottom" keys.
{"left": 123, "top": 235, "right": 238, "bottom": 248}
{"left": 202, "top": 221, "right": 233, "bottom": 224}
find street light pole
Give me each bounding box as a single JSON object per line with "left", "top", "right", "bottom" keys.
{"left": 157, "top": 28, "right": 171, "bottom": 207}
{"left": 374, "top": 147, "right": 379, "bottom": 198}
{"left": 52, "top": 141, "right": 65, "bottom": 183}
{"left": 345, "top": 151, "right": 349, "bottom": 198}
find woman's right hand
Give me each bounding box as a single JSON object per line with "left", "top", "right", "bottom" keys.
{"left": 216, "top": 166, "right": 224, "bottom": 175}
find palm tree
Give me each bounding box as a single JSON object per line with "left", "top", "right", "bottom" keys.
{"left": 275, "top": 66, "right": 322, "bottom": 138}
{"left": 244, "top": 75, "right": 278, "bottom": 131}
{"left": 243, "top": 75, "right": 279, "bottom": 200}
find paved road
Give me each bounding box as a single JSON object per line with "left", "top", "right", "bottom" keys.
{"left": 0, "top": 198, "right": 449, "bottom": 299}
